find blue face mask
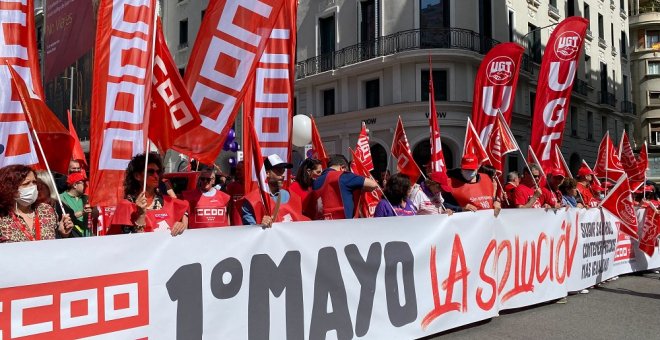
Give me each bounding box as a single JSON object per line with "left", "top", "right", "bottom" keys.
{"left": 462, "top": 170, "right": 477, "bottom": 181}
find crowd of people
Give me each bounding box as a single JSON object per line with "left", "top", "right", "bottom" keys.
{"left": 1, "top": 152, "right": 659, "bottom": 245}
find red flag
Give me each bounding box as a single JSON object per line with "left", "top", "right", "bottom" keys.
{"left": 471, "top": 42, "right": 525, "bottom": 145}
{"left": 311, "top": 116, "right": 328, "bottom": 166}
{"left": 553, "top": 144, "right": 572, "bottom": 178}
{"left": 392, "top": 117, "right": 422, "bottom": 183}
{"left": 485, "top": 112, "right": 518, "bottom": 172}
{"left": 582, "top": 159, "right": 603, "bottom": 190}
{"left": 428, "top": 61, "right": 447, "bottom": 173}
{"left": 639, "top": 205, "right": 660, "bottom": 257}
{"left": 350, "top": 148, "right": 380, "bottom": 218}
{"left": 530, "top": 17, "right": 589, "bottom": 173}
{"left": 619, "top": 131, "right": 643, "bottom": 191}
{"left": 528, "top": 146, "right": 548, "bottom": 188}
{"left": 599, "top": 173, "right": 639, "bottom": 239}
{"left": 594, "top": 132, "right": 625, "bottom": 182}
{"left": 242, "top": 0, "right": 297, "bottom": 174}
{"left": 89, "top": 0, "right": 158, "bottom": 206}
{"left": 67, "top": 110, "right": 87, "bottom": 168}
{"left": 635, "top": 141, "right": 648, "bottom": 184}
{"left": 244, "top": 114, "right": 272, "bottom": 216}
{"left": 0, "top": 0, "right": 43, "bottom": 168}
{"left": 172, "top": 0, "right": 286, "bottom": 164}
{"left": 149, "top": 19, "right": 202, "bottom": 153}
{"left": 355, "top": 122, "right": 374, "bottom": 172}
{"left": 463, "top": 118, "right": 490, "bottom": 164}
{"left": 7, "top": 64, "right": 74, "bottom": 175}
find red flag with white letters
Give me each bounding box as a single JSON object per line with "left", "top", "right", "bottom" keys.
{"left": 463, "top": 118, "right": 490, "bottom": 164}
{"left": 599, "top": 173, "right": 638, "bottom": 240}
{"left": 594, "top": 132, "right": 625, "bottom": 182}
{"left": 149, "top": 19, "right": 202, "bottom": 153}
{"left": 635, "top": 141, "right": 648, "bottom": 185}
{"left": 310, "top": 116, "right": 328, "bottom": 166}
{"left": 639, "top": 205, "right": 660, "bottom": 256}
{"left": 530, "top": 17, "right": 588, "bottom": 174}
{"left": 0, "top": 0, "right": 43, "bottom": 169}
{"left": 355, "top": 122, "right": 374, "bottom": 172}
{"left": 350, "top": 148, "right": 380, "bottom": 218}
{"left": 428, "top": 61, "right": 447, "bottom": 173}
{"left": 392, "top": 117, "right": 422, "bottom": 183}
{"left": 8, "top": 65, "right": 74, "bottom": 175}
{"left": 89, "top": 0, "right": 157, "bottom": 206}
{"left": 485, "top": 112, "right": 518, "bottom": 173}
{"left": 471, "top": 42, "right": 525, "bottom": 145}
{"left": 242, "top": 0, "right": 296, "bottom": 173}
{"left": 173, "top": 0, "right": 287, "bottom": 164}
{"left": 618, "top": 131, "right": 644, "bottom": 191}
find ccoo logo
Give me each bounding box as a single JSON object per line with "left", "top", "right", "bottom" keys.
{"left": 554, "top": 31, "right": 582, "bottom": 61}
{"left": 486, "top": 56, "right": 514, "bottom": 85}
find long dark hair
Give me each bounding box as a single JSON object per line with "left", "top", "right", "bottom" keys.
{"left": 0, "top": 165, "right": 35, "bottom": 216}
{"left": 383, "top": 173, "right": 411, "bottom": 205}
{"left": 123, "top": 152, "right": 164, "bottom": 198}
{"left": 295, "top": 158, "right": 322, "bottom": 190}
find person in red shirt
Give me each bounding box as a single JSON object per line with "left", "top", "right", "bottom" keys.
{"left": 183, "top": 168, "right": 231, "bottom": 228}
{"left": 513, "top": 165, "right": 547, "bottom": 208}
{"left": 576, "top": 165, "right": 599, "bottom": 208}
{"left": 503, "top": 171, "right": 520, "bottom": 208}
{"left": 289, "top": 158, "right": 322, "bottom": 206}
{"left": 545, "top": 168, "right": 565, "bottom": 208}
{"left": 445, "top": 154, "right": 501, "bottom": 215}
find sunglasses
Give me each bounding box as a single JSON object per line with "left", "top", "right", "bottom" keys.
{"left": 199, "top": 177, "right": 214, "bottom": 182}
{"left": 147, "top": 168, "right": 161, "bottom": 176}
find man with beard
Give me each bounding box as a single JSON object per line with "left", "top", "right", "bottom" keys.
{"left": 242, "top": 155, "right": 308, "bottom": 227}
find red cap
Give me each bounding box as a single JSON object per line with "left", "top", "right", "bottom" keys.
{"left": 603, "top": 181, "right": 615, "bottom": 188}
{"left": 591, "top": 182, "right": 604, "bottom": 192}
{"left": 549, "top": 168, "right": 565, "bottom": 178}
{"left": 429, "top": 171, "right": 452, "bottom": 192}
{"left": 66, "top": 172, "right": 87, "bottom": 186}
{"left": 577, "top": 165, "right": 593, "bottom": 177}
{"left": 645, "top": 185, "right": 654, "bottom": 193}
{"left": 461, "top": 154, "right": 479, "bottom": 170}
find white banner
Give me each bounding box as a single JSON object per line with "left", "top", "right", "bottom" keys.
{"left": 0, "top": 209, "right": 658, "bottom": 339}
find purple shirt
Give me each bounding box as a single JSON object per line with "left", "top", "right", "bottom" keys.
{"left": 374, "top": 199, "right": 417, "bottom": 217}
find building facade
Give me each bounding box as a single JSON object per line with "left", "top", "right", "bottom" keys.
{"left": 295, "top": 0, "right": 635, "bottom": 179}
{"left": 629, "top": 0, "right": 660, "bottom": 180}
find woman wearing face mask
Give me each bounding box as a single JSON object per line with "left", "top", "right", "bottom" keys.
{"left": 445, "top": 154, "right": 502, "bottom": 215}
{"left": 290, "top": 158, "right": 323, "bottom": 204}
{"left": 0, "top": 165, "right": 74, "bottom": 242}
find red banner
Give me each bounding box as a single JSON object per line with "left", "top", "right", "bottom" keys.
{"left": 639, "top": 205, "right": 660, "bottom": 256}
{"left": 485, "top": 112, "right": 518, "bottom": 173}
{"left": 44, "top": 0, "right": 95, "bottom": 82}
{"left": 243, "top": 114, "right": 272, "bottom": 215}
{"left": 635, "top": 141, "right": 648, "bottom": 184}
{"left": 355, "top": 122, "right": 374, "bottom": 172}
{"left": 471, "top": 42, "right": 524, "bottom": 145}
{"left": 350, "top": 148, "right": 380, "bottom": 218}
{"left": 594, "top": 132, "right": 625, "bottom": 182}
{"left": 173, "top": 0, "right": 286, "bottom": 164}
{"left": 530, "top": 17, "right": 588, "bottom": 173}
{"left": 8, "top": 64, "right": 74, "bottom": 175}
{"left": 149, "top": 19, "right": 202, "bottom": 153}
{"left": 310, "top": 116, "right": 328, "bottom": 166}
{"left": 0, "top": 0, "right": 43, "bottom": 168}
{"left": 553, "top": 145, "right": 572, "bottom": 178}
{"left": 242, "top": 0, "right": 296, "bottom": 174}
{"left": 392, "top": 117, "right": 422, "bottom": 183}
{"left": 68, "top": 110, "right": 87, "bottom": 167}
{"left": 89, "top": 0, "right": 157, "bottom": 206}
{"left": 599, "top": 174, "right": 638, "bottom": 239}
{"left": 463, "top": 118, "right": 489, "bottom": 164}
{"left": 428, "top": 63, "right": 447, "bottom": 173}
{"left": 618, "top": 131, "right": 644, "bottom": 191}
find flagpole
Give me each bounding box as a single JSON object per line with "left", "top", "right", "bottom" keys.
{"left": 605, "top": 131, "right": 609, "bottom": 195}
{"left": 494, "top": 110, "right": 539, "bottom": 188}
{"left": 142, "top": 2, "right": 160, "bottom": 193}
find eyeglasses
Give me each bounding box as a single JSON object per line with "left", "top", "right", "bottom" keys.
{"left": 199, "top": 177, "right": 214, "bottom": 182}
{"left": 147, "top": 168, "right": 161, "bottom": 176}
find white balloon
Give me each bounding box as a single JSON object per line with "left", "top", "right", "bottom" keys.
{"left": 292, "top": 115, "right": 312, "bottom": 147}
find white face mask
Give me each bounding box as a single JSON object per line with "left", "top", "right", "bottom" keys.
{"left": 16, "top": 185, "right": 38, "bottom": 207}
{"left": 462, "top": 170, "right": 477, "bottom": 181}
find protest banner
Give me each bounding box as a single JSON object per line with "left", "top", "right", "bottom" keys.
{"left": 0, "top": 209, "right": 658, "bottom": 339}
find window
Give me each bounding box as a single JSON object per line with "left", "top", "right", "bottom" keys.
{"left": 610, "top": 23, "right": 615, "bottom": 48}
{"left": 319, "top": 16, "right": 336, "bottom": 55}
{"left": 420, "top": 0, "right": 450, "bottom": 47}
{"left": 624, "top": 123, "right": 629, "bottom": 136}
{"left": 528, "top": 23, "right": 541, "bottom": 63}
{"left": 584, "top": 54, "right": 591, "bottom": 79}
{"left": 549, "top": 0, "right": 557, "bottom": 7}
{"left": 602, "top": 115, "right": 608, "bottom": 135}
{"left": 567, "top": 0, "right": 575, "bottom": 16}
{"left": 623, "top": 75, "right": 629, "bottom": 102}
{"left": 620, "top": 0, "right": 625, "bottom": 11}
{"left": 598, "top": 15, "right": 604, "bottom": 39}
{"left": 587, "top": 111, "right": 594, "bottom": 140}
{"left": 179, "top": 19, "right": 188, "bottom": 47}
{"left": 360, "top": 0, "right": 375, "bottom": 43}
{"left": 646, "top": 30, "right": 660, "bottom": 49}
{"left": 322, "top": 89, "right": 335, "bottom": 116}
{"left": 649, "top": 61, "right": 660, "bottom": 75}
{"left": 479, "top": 0, "right": 492, "bottom": 38}
{"left": 365, "top": 79, "right": 380, "bottom": 108}
{"left": 202, "top": 10, "right": 206, "bottom": 19}
{"left": 508, "top": 10, "right": 515, "bottom": 42}
{"left": 571, "top": 106, "right": 578, "bottom": 136}
{"left": 529, "top": 91, "right": 536, "bottom": 116}
{"left": 650, "top": 91, "right": 660, "bottom": 106}
{"left": 421, "top": 70, "right": 448, "bottom": 101}
{"left": 583, "top": 3, "right": 590, "bottom": 23}
{"left": 652, "top": 124, "right": 660, "bottom": 146}
{"left": 621, "top": 31, "right": 627, "bottom": 55}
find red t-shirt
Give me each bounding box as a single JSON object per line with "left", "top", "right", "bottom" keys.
{"left": 514, "top": 184, "right": 544, "bottom": 208}
{"left": 289, "top": 181, "right": 311, "bottom": 203}
{"left": 577, "top": 182, "right": 598, "bottom": 207}
{"left": 542, "top": 187, "right": 558, "bottom": 207}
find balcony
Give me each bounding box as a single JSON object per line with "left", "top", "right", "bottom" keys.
{"left": 630, "top": 4, "right": 660, "bottom": 28}
{"left": 610, "top": 0, "right": 615, "bottom": 10}
{"left": 548, "top": 4, "right": 561, "bottom": 20}
{"left": 296, "top": 28, "right": 499, "bottom": 80}
{"left": 598, "top": 37, "right": 607, "bottom": 49}
{"left": 599, "top": 91, "right": 617, "bottom": 107}
{"left": 611, "top": 46, "right": 618, "bottom": 56}
{"left": 621, "top": 100, "right": 636, "bottom": 114}
{"left": 574, "top": 79, "right": 589, "bottom": 96}
{"left": 585, "top": 29, "right": 593, "bottom": 41}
